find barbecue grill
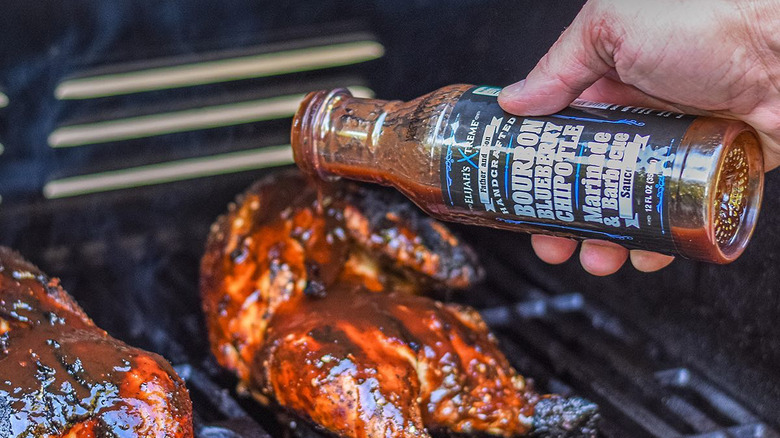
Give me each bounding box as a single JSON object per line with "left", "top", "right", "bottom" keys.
{"left": 1, "top": 1, "right": 779, "bottom": 437}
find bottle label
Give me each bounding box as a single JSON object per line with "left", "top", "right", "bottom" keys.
{"left": 440, "top": 86, "right": 695, "bottom": 252}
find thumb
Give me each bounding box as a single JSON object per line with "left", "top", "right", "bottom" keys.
{"left": 498, "top": 8, "right": 616, "bottom": 116}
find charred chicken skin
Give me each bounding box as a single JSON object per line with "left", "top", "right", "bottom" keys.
{"left": 0, "top": 247, "right": 193, "bottom": 438}
{"left": 201, "top": 171, "right": 598, "bottom": 438}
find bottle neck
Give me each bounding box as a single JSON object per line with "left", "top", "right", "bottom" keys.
{"left": 291, "top": 89, "right": 392, "bottom": 185}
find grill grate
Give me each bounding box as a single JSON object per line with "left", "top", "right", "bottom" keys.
{"left": 175, "top": 365, "right": 271, "bottom": 438}
{"left": 132, "top": 240, "right": 778, "bottom": 438}
{"left": 3, "top": 178, "right": 775, "bottom": 438}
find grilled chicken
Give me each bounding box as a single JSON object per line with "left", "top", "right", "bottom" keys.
{"left": 201, "top": 171, "right": 599, "bottom": 438}
{"left": 0, "top": 247, "right": 193, "bottom": 438}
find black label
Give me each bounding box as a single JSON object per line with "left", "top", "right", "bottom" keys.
{"left": 440, "top": 86, "right": 695, "bottom": 252}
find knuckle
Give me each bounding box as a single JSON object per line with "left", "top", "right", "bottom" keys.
{"left": 582, "top": 0, "right": 632, "bottom": 52}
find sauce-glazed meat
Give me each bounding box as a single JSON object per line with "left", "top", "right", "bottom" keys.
{"left": 200, "top": 171, "right": 599, "bottom": 438}
{"left": 0, "top": 247, "right": 193, "bottom": 438}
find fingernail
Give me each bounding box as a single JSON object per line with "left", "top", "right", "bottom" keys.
{"left": 499, "top": 80, "right": 526, "bottom": 100}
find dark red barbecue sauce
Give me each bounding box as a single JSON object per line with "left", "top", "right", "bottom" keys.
{"left": 0, "top": 249, "right": 192, "bottom": 437}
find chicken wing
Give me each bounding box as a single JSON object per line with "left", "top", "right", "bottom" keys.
{"left": 0, "top": 247, "right": 193, "bottom": 438}
{"left": 201, "top": 171, "right": 598, "bottom": 438}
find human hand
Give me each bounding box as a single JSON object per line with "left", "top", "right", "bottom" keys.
{"left": 498, "top": 0, "right": 780, "bottom": 275}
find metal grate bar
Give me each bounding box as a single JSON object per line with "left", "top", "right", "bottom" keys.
{"left": 43, "top": 145, "right": 294, "bottom": 199}
{"left": 56, "top": 39, "right": 384, "bottom": 100}
{"left": 48, "top": 86, "right": 373, "bottom": 147}
{"left": 686, "top": 424, "right": 780, "bottom": 438}
{"left": 656, "top": 368, "right": 763, "bottom": 426}
{"left": 545, "top": 311, "right": 714, "bottom": 432}
{"left": 176, "top": 364, "right": 273, "bottom": 438}
{"left": 497, "top": 322, "right": 682, "bottom": 437}
{"left": 176, "top": 364, "right": 252, "bottom": 420}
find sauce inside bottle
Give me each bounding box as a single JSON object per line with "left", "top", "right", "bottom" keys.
{"left": 291, "top": 85, "right": 764, "bottom": 263}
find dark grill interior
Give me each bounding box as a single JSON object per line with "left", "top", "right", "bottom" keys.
{"left": 1, "top": 1, "right": 779, "bottom": 437}
{"left": 24, "top": 227, "right": 777, "bottom": 438}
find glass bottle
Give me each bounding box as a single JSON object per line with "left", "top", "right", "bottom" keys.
{"left": 291, "top": 85, "right": 764, "bottom": 263}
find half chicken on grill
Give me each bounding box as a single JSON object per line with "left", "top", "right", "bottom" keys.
{"left": 0, "top": 247, "right": 193, "bottom": 438}
{"left": 201, "top": 171, "right": 599, "bottom": 438}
